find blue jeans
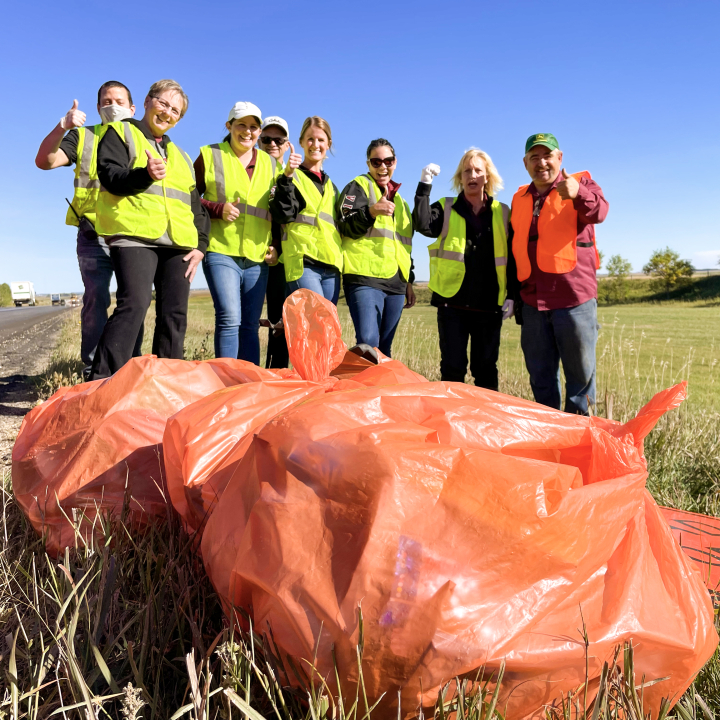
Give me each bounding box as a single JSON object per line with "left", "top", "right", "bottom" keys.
{"left": 204, "top": 252, "right": 269, "bottom": 363}
{"left": 286, "top": 265, "right": 340, "bottom": 305}
{"left": 520, "top": 298, "right": 598, "bottom": 415}
{"left": 345, "top": 284, "right": 406, "bottom": 357}
{"left": 77, "top": 251, "right": 114, "bottom": 369}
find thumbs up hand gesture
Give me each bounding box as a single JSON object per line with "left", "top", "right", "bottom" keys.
{"left": 223, "top": 199, "right": 241, "bottom": 222}
{"left": 369, "top": 185, "right": 395, "bottom": 218}
{"left": 145, "top": 149, "right": 167, "bottom": 181}
{"left": 556, "top": 168, "right": 580, "bottom": 200}
{"left": 60, "top": 99, "right": 87, "bottom": 131}
{"left": 283, "top": 142, "right": 303, "bottom": 176}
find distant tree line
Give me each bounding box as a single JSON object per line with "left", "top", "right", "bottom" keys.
{"left": 599, "top": 247, "right": 697, "bottom": 303}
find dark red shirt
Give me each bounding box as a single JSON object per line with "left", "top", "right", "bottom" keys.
{"left": 194, "top": 147, "right": 257, "bottom": 219}
{"left": 515, "top": 172, "right": 608, "bottom": 310}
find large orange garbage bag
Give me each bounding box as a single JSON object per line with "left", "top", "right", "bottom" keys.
{"left": 163, "top": 290, "right": 426, "bottom": 535}
{"left": 12, "top": 356, "right": 294, "bottom": 554}
{"left": 661, "top": 506, "right": 720, "bottom": 598}
{"left": 201, "top": 380, "right": 717, "bottom": 719}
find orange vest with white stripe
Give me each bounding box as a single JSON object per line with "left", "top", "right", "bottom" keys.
{"left": 511, "top": 171, "right": 599, "bottom": 282}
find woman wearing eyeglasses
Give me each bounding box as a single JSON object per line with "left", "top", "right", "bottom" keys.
{"left": 268, "top": 116, "right": 343, "bottom": 304}
{"left": 257, "top": 116, "right": 290, "bottom": 368}
{"left": 90, "top": 79, "right": 209, "bottom": 379}
{"left": 193, "top": 102, "right": 282, "bottom": 364}
{"left": 337, "top": 139, "right": 416, "bottom": 357}
{"left": 413, "top": 148, "right": 516, "bottom": 391}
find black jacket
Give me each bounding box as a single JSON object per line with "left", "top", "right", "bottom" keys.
{"left": 268, "top": 166, "right": 340, "bottom": 269}
{"left": 97, "top": 119, "right": 209, "bottom": 252}
{"left": 336, "top": 176, "right": 415, "bottom": 292}
{"left": 413, "top": 182, "right": 518, "bottom": 311}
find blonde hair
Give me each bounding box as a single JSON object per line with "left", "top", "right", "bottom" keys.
{"left": 451, "top": 147, "right": 503, "bottom": 197}
{"left": 147, "top": 79, "right": 189, "bottom": 118}
{"left": 299, "top": 116, "right": 333, "bottom": 149}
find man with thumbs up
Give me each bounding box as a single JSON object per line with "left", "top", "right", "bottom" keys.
{"left": 35, "top": 82, "right": 141, "bottom": 380}
{"left": 510, "top": 133, "right": 608, "bottom": 415}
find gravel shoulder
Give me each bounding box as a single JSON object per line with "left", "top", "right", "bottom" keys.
{"left": 0, "top": 307, "right": 73, "bottom": 468}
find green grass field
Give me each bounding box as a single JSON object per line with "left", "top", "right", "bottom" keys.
{"left": 179, "top": 292, "right": 720, "bottom": 411}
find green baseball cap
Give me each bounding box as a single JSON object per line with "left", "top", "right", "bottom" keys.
{"left": 525, "top": 133, "right": 559, "bottom": 154}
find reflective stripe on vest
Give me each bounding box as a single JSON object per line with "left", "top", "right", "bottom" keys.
{"left": 95, "top": 122, "right": 198, "bottom": 247}
{"left": 341, "top": 174, "right": 413, "bottom": 280}
{"left": 428, "top": 197, "right": 508, "bottom": 304}
{"left": 66, "top": 124, "right": 106, "bottom": 227}
{"left": 510, "top": 171, "right": 598, "bottom": 280}
{"left": 282, "top": 170, "right": 342, "bottom": 283}
{"left": 201, "top": 142, "right": 278, "bottom": 260}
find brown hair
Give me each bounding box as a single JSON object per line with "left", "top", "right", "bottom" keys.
{"left": 146, "top": 79, "right": 189, "bottom": 118}
{"left": 299, "top": 116, "right": 332, "bottom": 149}
{"left": 97, "top": 81, "right": 133, "bottom": 106}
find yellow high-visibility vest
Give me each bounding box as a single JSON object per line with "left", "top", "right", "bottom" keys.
{"left": 96, "top": 121, "right": 198, "bottom": 248}
{"left": 282, "top": 170, "right": 342, "bottom": 282}
{"left": 200, "top": 143, "right": 281, "bottom": 261}
{"left": 428, "top": 197, "right": 509, "bottom": 304}
{"left": 341, "top": 174, "right": 413, "bottom": 280}
{"left": 66, "top": 124, "right": 108, "bottom": 227}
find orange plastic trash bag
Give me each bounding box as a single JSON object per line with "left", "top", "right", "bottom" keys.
{"left": 12, "top": 356, "right": 293, "bottom": 555}
{"left": 201, "top": 380, "right": 717, "bottom": 719}
{"left": 163, "top": 290, "right": 426, "bottom": 535}
{"left": 283, "top": 289, "right": 347, "bottom": 381}
{"left": 661, "top": 506, "right": 720, "bottom": 599}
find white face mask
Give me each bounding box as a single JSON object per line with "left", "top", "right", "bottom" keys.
{"left": 99, "top": 103, "right": 133, "bottom": 125}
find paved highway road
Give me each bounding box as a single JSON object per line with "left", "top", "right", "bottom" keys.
{"left": 0, "top": 305, "right": 71, "bottom": 341}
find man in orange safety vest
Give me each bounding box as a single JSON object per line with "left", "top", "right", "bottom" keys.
{"left": 510, "top": 133, "right": 608, "bottom": 415}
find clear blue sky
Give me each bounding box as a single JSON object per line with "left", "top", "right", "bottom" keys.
{"left": 2, "top": 0, "right": 718, "bottom": 292}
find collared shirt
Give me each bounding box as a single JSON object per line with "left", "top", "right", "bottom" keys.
{"left": 514, "top": 172, "right": 608, "bottom": 310}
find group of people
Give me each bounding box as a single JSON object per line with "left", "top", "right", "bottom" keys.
{"left": 36, "top": 79, "right": 608, "bottom": 416}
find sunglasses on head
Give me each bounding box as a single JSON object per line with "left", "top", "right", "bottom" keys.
{"left": 260, "top": 136, "right": 287, "bottom": 146}
{"left": 368, "top": 157, "right": 396, "bottom": 168}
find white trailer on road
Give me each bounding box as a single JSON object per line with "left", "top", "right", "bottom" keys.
{"left": 11, "top": 281, "right": 36, "bottom": 307}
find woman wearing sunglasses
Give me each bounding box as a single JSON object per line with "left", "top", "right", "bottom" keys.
{"left": 337, "top": 138, "right": 415, "bottom": 357}
{"left": 258, "top": 116, "right": 290, "bottom": 368}
{"left": 194, "top": 101, "right": 282, "bottom": 363}
{"left": 413, "top": 148, "right": 516, "bottom": 390}
{"left": 268, "top": 116, "right": 342, "bottom": 303}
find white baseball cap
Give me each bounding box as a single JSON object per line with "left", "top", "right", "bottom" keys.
{"left": 228, "top": 101, "right": 262, "bottom": 124}
{"left": 261, "top": 116, "right": 289, "bottom": 136}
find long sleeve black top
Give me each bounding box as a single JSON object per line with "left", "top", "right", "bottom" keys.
{"left": 336, "top": 176, "right": 414, "bottom": 293}
{"left": 413, "top": 181, "right": 518, "bottom": 311}
{"left": 97, "top": 119, "right": 209, "bottom": 253}
{"left": 268, "top": 166, "right": 339, "bottom": 269}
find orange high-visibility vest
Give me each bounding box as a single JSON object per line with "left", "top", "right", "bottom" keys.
{"left": 511, "top": 171, "right": 599, "bottom": 281}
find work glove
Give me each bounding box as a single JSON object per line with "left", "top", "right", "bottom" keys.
{"left": 420, "top": 164, "right": 441, "bottom": 183}
{"left": 501, "top": 298, "right": 514, "bottom": 321}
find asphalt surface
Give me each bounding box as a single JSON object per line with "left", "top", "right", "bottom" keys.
{"left": 0, "top": 304, "right": 74, "bottom": 467}
{"left": 0, "top": 305, "right": 71, "bottom": 340}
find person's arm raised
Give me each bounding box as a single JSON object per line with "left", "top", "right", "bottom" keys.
{"left": 35, "top": 100, "right": 86, "bottom": 169}
{"left": 413, "top": 164, "right": 444, "bottom": 237}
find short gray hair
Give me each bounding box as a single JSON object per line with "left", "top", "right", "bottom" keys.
{"left": 147, "top": 79, "right": 189, "bottom": 118}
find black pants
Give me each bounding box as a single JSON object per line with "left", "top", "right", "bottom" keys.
{"left": 437, "top": 305, "right": 502, "bottom": 390}
{"left": 264, "top": 262, "right": 289, "bottom": 368}
{"left": 90, "top": 246, "right": 191, "bottom": 379}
